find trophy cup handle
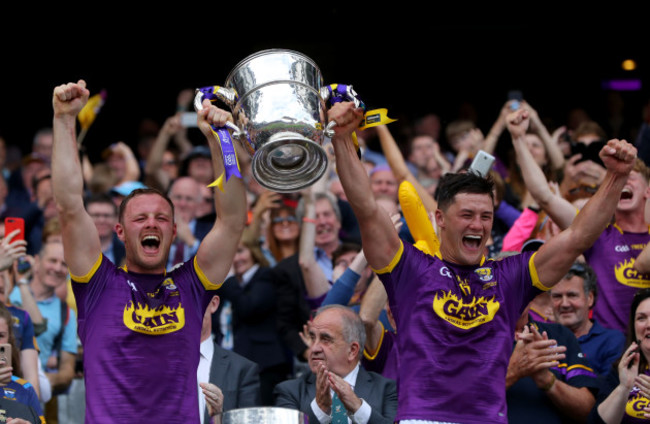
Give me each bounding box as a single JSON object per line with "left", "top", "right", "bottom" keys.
{"left": 324, "top": 121, "right": 338, "bottom": 138}
{"left": 193, "top": 89, "right": 243, "bottom": 138}
{"left": 321, "top": 84, "right": 366, "bottom": 139}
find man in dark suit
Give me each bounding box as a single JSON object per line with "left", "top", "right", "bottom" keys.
{"left": 198, "top": 295, "right": 261, "bottom": 423}
{"left": 273, "top": 304, "right": 397, "bottom": 424}
{"left": 215, "top": 253, "right": 292, "bottom": 405}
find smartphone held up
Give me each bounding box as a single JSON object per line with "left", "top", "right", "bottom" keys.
{"left": 4, "top": 217, "right": 24, "bottom": 241}
{"left": 468, "top": 150, "right": 495, "bottom": 178}
{"left": 507, "top": 90, "right": 523, "bottom": 111}
{"left": 3, "top": 217, "right": 30, "bottom": 273}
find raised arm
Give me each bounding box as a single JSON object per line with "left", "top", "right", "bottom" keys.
{"left": 111, "top": 142, "right": 140, "bottom": 184}
{"left": 634, "top": 241, "right": 650, "bottom": 273}
{"left": 525, "top": 102, "right": 565, "bottom": 171}
{"left": 482, "top": 100, "right": 512, "bottom": 155}
{"left": 534, "top": 138, "right": 637, "bottom": 288}
{"left": 358, "top": 276, "right": 388, "bottom": 355}
{"left": 506, "top": 109, "right": 576, "bottom": 230}
{"left": 329, "top": 103, "right": 401, "bottom": 271}
{"left": 322, "top": 249, "right": 369, "bottom": 307}
{"left": 298, "top": 188, "right": 331, "bottom": 299}
{"left": 51, "top": 80, "right": 101, "bottom": 276}
{"left": 144, "top": 114, "right": 183, "bottom": 192}
{"left": 375, "top": 125, "right": 437, "bottom": 213}
{"left": 195, "top": 101, "right": 247, "bottom": 284}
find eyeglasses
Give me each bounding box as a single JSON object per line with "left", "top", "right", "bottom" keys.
{"left": 170, "top": 194, "right": 197, "bottom": 203}
{"left": 89, "top": 213, "right": 116, "bottom": 220}
{"left": 272, "top": 216, "right": 298, "bottom": 225}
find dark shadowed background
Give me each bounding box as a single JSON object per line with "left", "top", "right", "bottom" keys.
{"left": 2, "top": 9, "right": 647, "bottom": 162}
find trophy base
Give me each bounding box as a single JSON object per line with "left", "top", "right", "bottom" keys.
{"left": 251, "top": 132, "right": 328, "bottom": 193}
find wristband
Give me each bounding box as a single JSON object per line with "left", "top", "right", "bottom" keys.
{"left": 528, "top": 205, "right": 541, "bottom": 214}
{"left": 17, "top": 278, "right": 29, "bottom": 286}
{"left": 302, "top": 218, "right": 317, "bottom": 224}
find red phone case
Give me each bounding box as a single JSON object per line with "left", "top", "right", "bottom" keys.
{"left": 4, "top": 217, "right": 25, "bottom": 241}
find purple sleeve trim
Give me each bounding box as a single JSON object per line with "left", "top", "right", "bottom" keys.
{"left": 305, "top": 292, "right": 328, "bottom": 310}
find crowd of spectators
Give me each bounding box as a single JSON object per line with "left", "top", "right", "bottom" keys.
{"left": 0, "top": 82, "right": 649, "bottom": 423}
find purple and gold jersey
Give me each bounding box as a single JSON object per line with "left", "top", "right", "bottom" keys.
{"left": 376, "top": 241, "right": 544, "bottom": 423}
{"left": 583, "top": 224, "right": 650, "bottom": 333}
{"left": 71, "top": 254, "right": 219, "bottom": 423}
{"left": 623, "top": 368, "right": 650, "bottom": 423}
{"left": 362, "top": 323, "right": 399, "bottom": 383}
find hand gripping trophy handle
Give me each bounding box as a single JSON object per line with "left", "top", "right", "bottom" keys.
{"left": 193, "top": 88, "right": 243, "bottom": 138}
{"left": 321, "top": 84, "right": 366, "bottom": 139}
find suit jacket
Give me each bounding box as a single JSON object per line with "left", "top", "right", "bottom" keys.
{"left": 271, "top": 253, "right": 313, "bottom": 359}
{"left": 273, "top": 366, "right": 397, "bottom": 424}
{"left": 214, "top": 267, "right": 291, "bottom": 371}
{"left": 194, "top": 212, "right": 215, "bottom": 242}
{"left": 202, "top": 342, "right": 261, "bottom": 423}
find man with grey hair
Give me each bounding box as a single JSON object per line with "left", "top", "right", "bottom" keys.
{"left": 274, "top": 304, "right": 397, "bottom": 424}
{"left": 549, "top": 262, "right": 625, "bottom": 375}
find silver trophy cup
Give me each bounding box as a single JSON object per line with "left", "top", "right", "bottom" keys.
{"left": 195, "top": 49, "right": 331, "bottom": 193}
{"left": 213, "top": 407, "right": 308, "bottom": 424}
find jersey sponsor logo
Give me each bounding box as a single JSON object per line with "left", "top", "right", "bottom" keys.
{"left": 614, "top": 258, "right": 650, "bottom": 288}
{"left": 162, "top": 278, "right": 177, "bottom": 291}
{"left": 440, "top": 267, "right": 452, "bottom": 279}
{"left": 432, "top": 290, "right": 500, "bottom": 329}
{"left": 122, "top": 301, "right": 185, "bottom": 335}
{"left": 147, "top": 278, "right": 180, "bottom": 298}
{"left": 615, "top": 244, "right": 630, "bottom": 252}
{"left": 475, "top": 267, "right": 493, "bottom": 282}
{"left": 626, "top": 391, "right": 650, "bottom": 418}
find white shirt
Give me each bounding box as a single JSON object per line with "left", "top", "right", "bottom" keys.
{"left": 310, "top": 363, "right": 372, "bottom": 424}
{"left": 239, "top": 263, "right": 260, "bottom": 289}
{"left": 197, "top": 336, "right": 215, "bottom": 424}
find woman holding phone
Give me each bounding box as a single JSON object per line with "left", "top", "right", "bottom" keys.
{"left": 589, "top": 288, "right": 650, "bottom": 423}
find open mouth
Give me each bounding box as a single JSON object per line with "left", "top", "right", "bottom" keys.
{"left": 620, "top": 188, "right": 633, "bottom": 201}
{"left": 141, "top": 235, "right": 160, "bottom": 253}
{"left": 463, "top": 235, "right": 481, "bottom": 250}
